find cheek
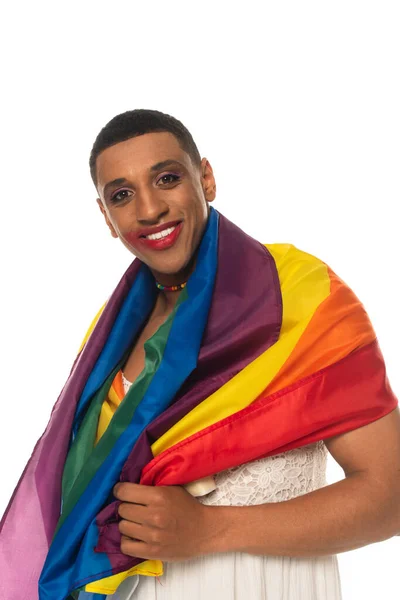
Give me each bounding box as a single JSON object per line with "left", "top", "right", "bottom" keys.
{"left": 193, "top": 201, "right": 209, "bottom": 230}
{"left": 108, "top": 210, "right": 131, "bottom": 235}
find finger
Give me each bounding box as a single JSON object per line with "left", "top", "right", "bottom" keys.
{"left": 120, "top": 535, "right": 154, "bottom": 560}
{"left": 119, "top": 520, "right": 147, "bottom": 542}
{"left": 113, "top": 482, "right": 157, "bottom": 504}
{"left": 118, "top": 502, "right": 149, "bottom": 524}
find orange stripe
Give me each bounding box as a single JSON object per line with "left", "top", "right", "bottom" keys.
{"left": 266, "top": 266, "right": 376, "bottom": 395}
{"left": 113, "top": 370, "right": 125, "bottom": 401}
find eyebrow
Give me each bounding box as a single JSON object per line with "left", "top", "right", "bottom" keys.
{"left": 102, "top": 159, "right": 186, "bottom": 196}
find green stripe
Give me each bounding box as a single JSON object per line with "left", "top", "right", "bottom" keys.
{"left": 57, "top": 288, "right": 187, "bottom": 531}
{"left": 61, "top": 365, "right": 121, "bottom": 509}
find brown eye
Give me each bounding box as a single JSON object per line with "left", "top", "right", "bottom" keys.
{"left": 157, "top": 174, "right": 181, "bottom": 185}
{"left": 111, "top": 189, "right": 132, "bottom": 203}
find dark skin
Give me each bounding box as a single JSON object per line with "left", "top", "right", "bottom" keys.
{"left": 96, "top": 132, "right": 400, "bottom": 563}
{"left": 96, "top": 132, "right": 216, "bottom": 317}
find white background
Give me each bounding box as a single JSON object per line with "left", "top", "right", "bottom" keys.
{"left": 0, "top": 1, "right": 399, "bottom": 598}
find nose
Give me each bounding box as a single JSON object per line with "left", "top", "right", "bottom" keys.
{"left": 135, "top": 186, "right": 169, "bottom": 225}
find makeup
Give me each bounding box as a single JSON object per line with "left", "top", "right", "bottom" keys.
{"left": 125, "top": 221, "right": 183, "bottom": 251}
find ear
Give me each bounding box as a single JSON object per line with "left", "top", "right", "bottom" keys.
{"left": 200, "top": 158, "right": 216, "bottom": 203}
{"left": 96, "top": 198, "right": 119, "bottom": 239}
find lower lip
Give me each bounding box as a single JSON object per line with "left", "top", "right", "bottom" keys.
{"left": 135, "top": 222, "right": 183, "bottom": 251}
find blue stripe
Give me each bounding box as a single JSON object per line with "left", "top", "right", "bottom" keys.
{"left": 39, "top": 209, "right": 219, "bottom": 599}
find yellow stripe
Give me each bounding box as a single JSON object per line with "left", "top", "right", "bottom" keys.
{"left": 95, "top": 381, "right": 121, "bottom": 443}
{"left": 85, "top": 563, "right": 163, "bottom": 593}
{"left": 151, "top": 244, "right": 330, "bottom": 457}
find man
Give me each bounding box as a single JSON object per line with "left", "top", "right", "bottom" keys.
{"left": 1, "top": 109, "right": 399, "bottom": 600}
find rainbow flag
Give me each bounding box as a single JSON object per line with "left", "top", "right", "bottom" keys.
{"left": 0, "top": 207, "right": 397, "bottom": 600}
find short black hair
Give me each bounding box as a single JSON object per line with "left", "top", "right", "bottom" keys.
{"left": 89, "top": 109, "right": 202, "bottom": 187}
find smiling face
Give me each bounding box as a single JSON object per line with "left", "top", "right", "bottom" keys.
{"left": 96, "top": 132, "right": 216, "bottom": 286}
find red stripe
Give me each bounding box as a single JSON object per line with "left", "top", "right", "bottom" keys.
{"left": 141, "top": 339, "right": 398, "bottom": 486}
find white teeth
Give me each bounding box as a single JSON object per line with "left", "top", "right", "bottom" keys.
{"left": 146, "top": 225, "right": 176, "bottom": 241}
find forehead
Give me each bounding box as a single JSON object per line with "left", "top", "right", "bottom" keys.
{"left": 96, "top": 131, "right": 193, "bottom": 191}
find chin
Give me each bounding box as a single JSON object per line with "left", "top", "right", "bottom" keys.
{"left": 152, "top": 263, "right": 186, "bottom": 276}
{"left": 150, "top": 255, "right": 193, "bottom": 279}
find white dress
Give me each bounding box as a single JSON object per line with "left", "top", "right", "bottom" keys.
{"left": 111, "top": 375, "right": 343, "bottom": 600}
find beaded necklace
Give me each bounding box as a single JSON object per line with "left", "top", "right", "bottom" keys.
{"left": 155, "top": 281, "right": 187, "bottom": 292}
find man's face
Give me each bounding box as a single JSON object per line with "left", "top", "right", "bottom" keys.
{"left": 96, "top": 132, "right": 216, "bottom": 284}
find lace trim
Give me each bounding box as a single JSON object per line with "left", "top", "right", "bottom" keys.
{"left": 122, "top": 372, "right": 132, "bottom": 394}
{"left": 198, "top": 441, "right": 328, "bottom": 506}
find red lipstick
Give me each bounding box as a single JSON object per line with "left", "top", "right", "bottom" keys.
{"left": 125, "top": 220, "right": 183, "bottom": 251}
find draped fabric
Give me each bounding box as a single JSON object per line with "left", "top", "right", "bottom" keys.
{"left": 0, "top": 208, "right": 397, "bottom": 600}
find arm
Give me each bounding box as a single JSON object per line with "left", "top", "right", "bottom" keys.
{"left": 115, "top": 407, "right": 400, "bottom": 561}
{"left": 207, "top": 406, "right": 400, "bottom": 557}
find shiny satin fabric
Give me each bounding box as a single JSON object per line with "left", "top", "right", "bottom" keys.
{"left": 1, "top": 208, "right": 397, "bottom": 600}
{"left": 85, "top": 246, "right": 397, "bottom": 595}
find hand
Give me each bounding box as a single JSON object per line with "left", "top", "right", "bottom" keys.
{"left": 113, "top": 483, "right": 217, "bottom": 562}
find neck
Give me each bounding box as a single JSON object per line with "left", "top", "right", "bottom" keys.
{"left": 152, "top": 253, "right": 195, "bottom": 287}
{"left": 155, "top": 288, "right": 184, "bottom": 315}
{"left": 151, "top": 255, "right": 197, "bottom": 315}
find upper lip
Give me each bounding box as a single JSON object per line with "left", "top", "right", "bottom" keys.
{"left": 136, "top": 220, "right": 182, "bottom": 239}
